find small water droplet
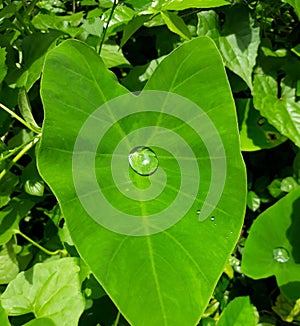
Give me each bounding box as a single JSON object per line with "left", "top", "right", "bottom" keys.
{"left": 257, "top": 117, "right": 266, "bottom": 126}
{"left": 210, "top": 216, "right": 215, "bottom": 221}
{"left": 128, "top": 146, "right": 158, "bottom": 176}
{"left": 272, "top": 247, "right": 290, "bottom": 263}
{"left": 196, "top": 210, "right": 201, "bottom": 215}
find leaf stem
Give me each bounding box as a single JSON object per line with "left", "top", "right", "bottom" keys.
{"left": 0, "top": 102, "right": 40, "bottom": 134}
{"left": 98, "top": 0, "right": 118, "bottom": 55}
{"left": 0, "top": 135, "right": 41, "bottom": 182}
{"left": 16, "top": 230, "right": 64, "bottom": 256}
{"left": 112, "top": 311, "right": 120, "bottom": 326}
{"left": 0, "top": 144, "right": 26, "bottom": 161}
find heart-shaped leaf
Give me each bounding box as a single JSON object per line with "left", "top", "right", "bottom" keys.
{"left": 38, "top": 37, "right": 246, "bottom": 325}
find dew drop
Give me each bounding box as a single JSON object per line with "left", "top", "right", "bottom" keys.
{"left": 257, "top": 117, "right": 266, "bottom": 126}
{"left": 210, "top": 216, "right": 215, "bottom": 221}
{"left": 272, "top": 247, "right": 290, "bottom": 263}
{"left": 128, "top": 146, "right": 158, "bottom": 176}
{"left": 196, "top": 210, "right": 201, "bottom": 215}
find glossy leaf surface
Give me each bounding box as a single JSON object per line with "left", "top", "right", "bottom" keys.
{"left": 38, "top": 38, "right": 246, "bottom": 325}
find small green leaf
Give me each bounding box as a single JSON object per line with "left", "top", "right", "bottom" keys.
{"left": 268, "top": 179, "right": 284, "bottom": 198}
{"left": 0, "top": 172, "right": 19, "bottom": 197}
{"left": 280, "top": 177, "right": 299, "bottom": 193}
{"left": 103, "top": 6, "right": 136, "bottom": 36}
{"left": 0, "top": 47, "right": 7, "bottom": 84}
{"left": 14, "top": 31, "right": 62, "bottom": 91}
{"left": 219, "top": 5, "right": 260, "bottom": 89}
{"left": 120, "top": 15, "right": 150, "bottom": 47}
{"left": 272, "top": 293, "right": 300, "bottom": 323}
{"left": 123, "top": 0, "right": 153, "bottom": 11}
{"left": 159, "top": 0, "right": 231, "bottom": 11}
{"left": 1, "top": 258, "right": 85, "bottom": 326}
{"left": 217, "top": 296, "right": 257, "bottom": 326}
{"left": 100, "top": 44, "right": 131, "bottom": 68}
{"left": 247, "top": 191, "right": 260, "bottom": 212}
{"left": 242, "top": 187, "right": 300, "bottom": 300}
{"left": 24, "top": 179, "right": 44, "bottom": 197}
{"left": 197, "top": 10, "right": 219, "bottom": 45}
{"left": 32, "top": 13, "right": 84, "bottom": 37}
{"left": 23, "top": 318, "right": 56, "bottom": 326}
{"left": 0, "top": 196, "right": 35, "bottom": 245}
{"left": 161, "top": 11, "right": 191, "bottom": 40}
{"left": 0, "top": 239, "right": 19, "bottom": 284}
{"left": 236, "top": 98, "right": 287, "bottom": 151}
{"left": 18, "top": 87, "right": 41, "bottom": 133}
{"left": 82, "top": 17, "right": 103, "bottom": 36}
{"left": 0, "top": 301, "right": 10, "bottom": 326}
{"left": 291, "top": 44, "right": 300, "bottom": 57}
{"left": 252, "top": 70, "right": 300, "bottom": 147}
{"left": 283, "top": 0, "right": 300, "bottom": 19}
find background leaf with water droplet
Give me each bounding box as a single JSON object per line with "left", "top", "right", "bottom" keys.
{"left": 241, "top": 187, "right": 300, "bottom": 301}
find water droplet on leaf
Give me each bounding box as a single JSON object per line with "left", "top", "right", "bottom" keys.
{"left": 210, "top": 216, "right": 215, "bottom": 221}
{"left": 272, "top": 247, "right": 290, "bottom": 263}
{"left": 128, "top": 146, "right": 158, "bottom": 176}
{"left": 196, "top": 210, "right": 201, "bottom": 215}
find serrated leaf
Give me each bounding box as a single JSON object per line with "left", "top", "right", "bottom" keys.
{"left": 242, "top": 187, "right": 300, "bottom": 301}
{"left": 1, "top": 258, "right": 85, "bottom": 326}
{"left": 161, "top": 11, "right": 190, "bottom": 40}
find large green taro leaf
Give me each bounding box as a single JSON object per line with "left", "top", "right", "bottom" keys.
{"left": 38, "top": 38, "right": 246, "bottom": 325}
{"left": 242, "top": 187, "right": 300, "bottom": 301}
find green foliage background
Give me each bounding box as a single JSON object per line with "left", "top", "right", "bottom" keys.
{"left": 0, "top": 0, "right": 300, "bottom": 325}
